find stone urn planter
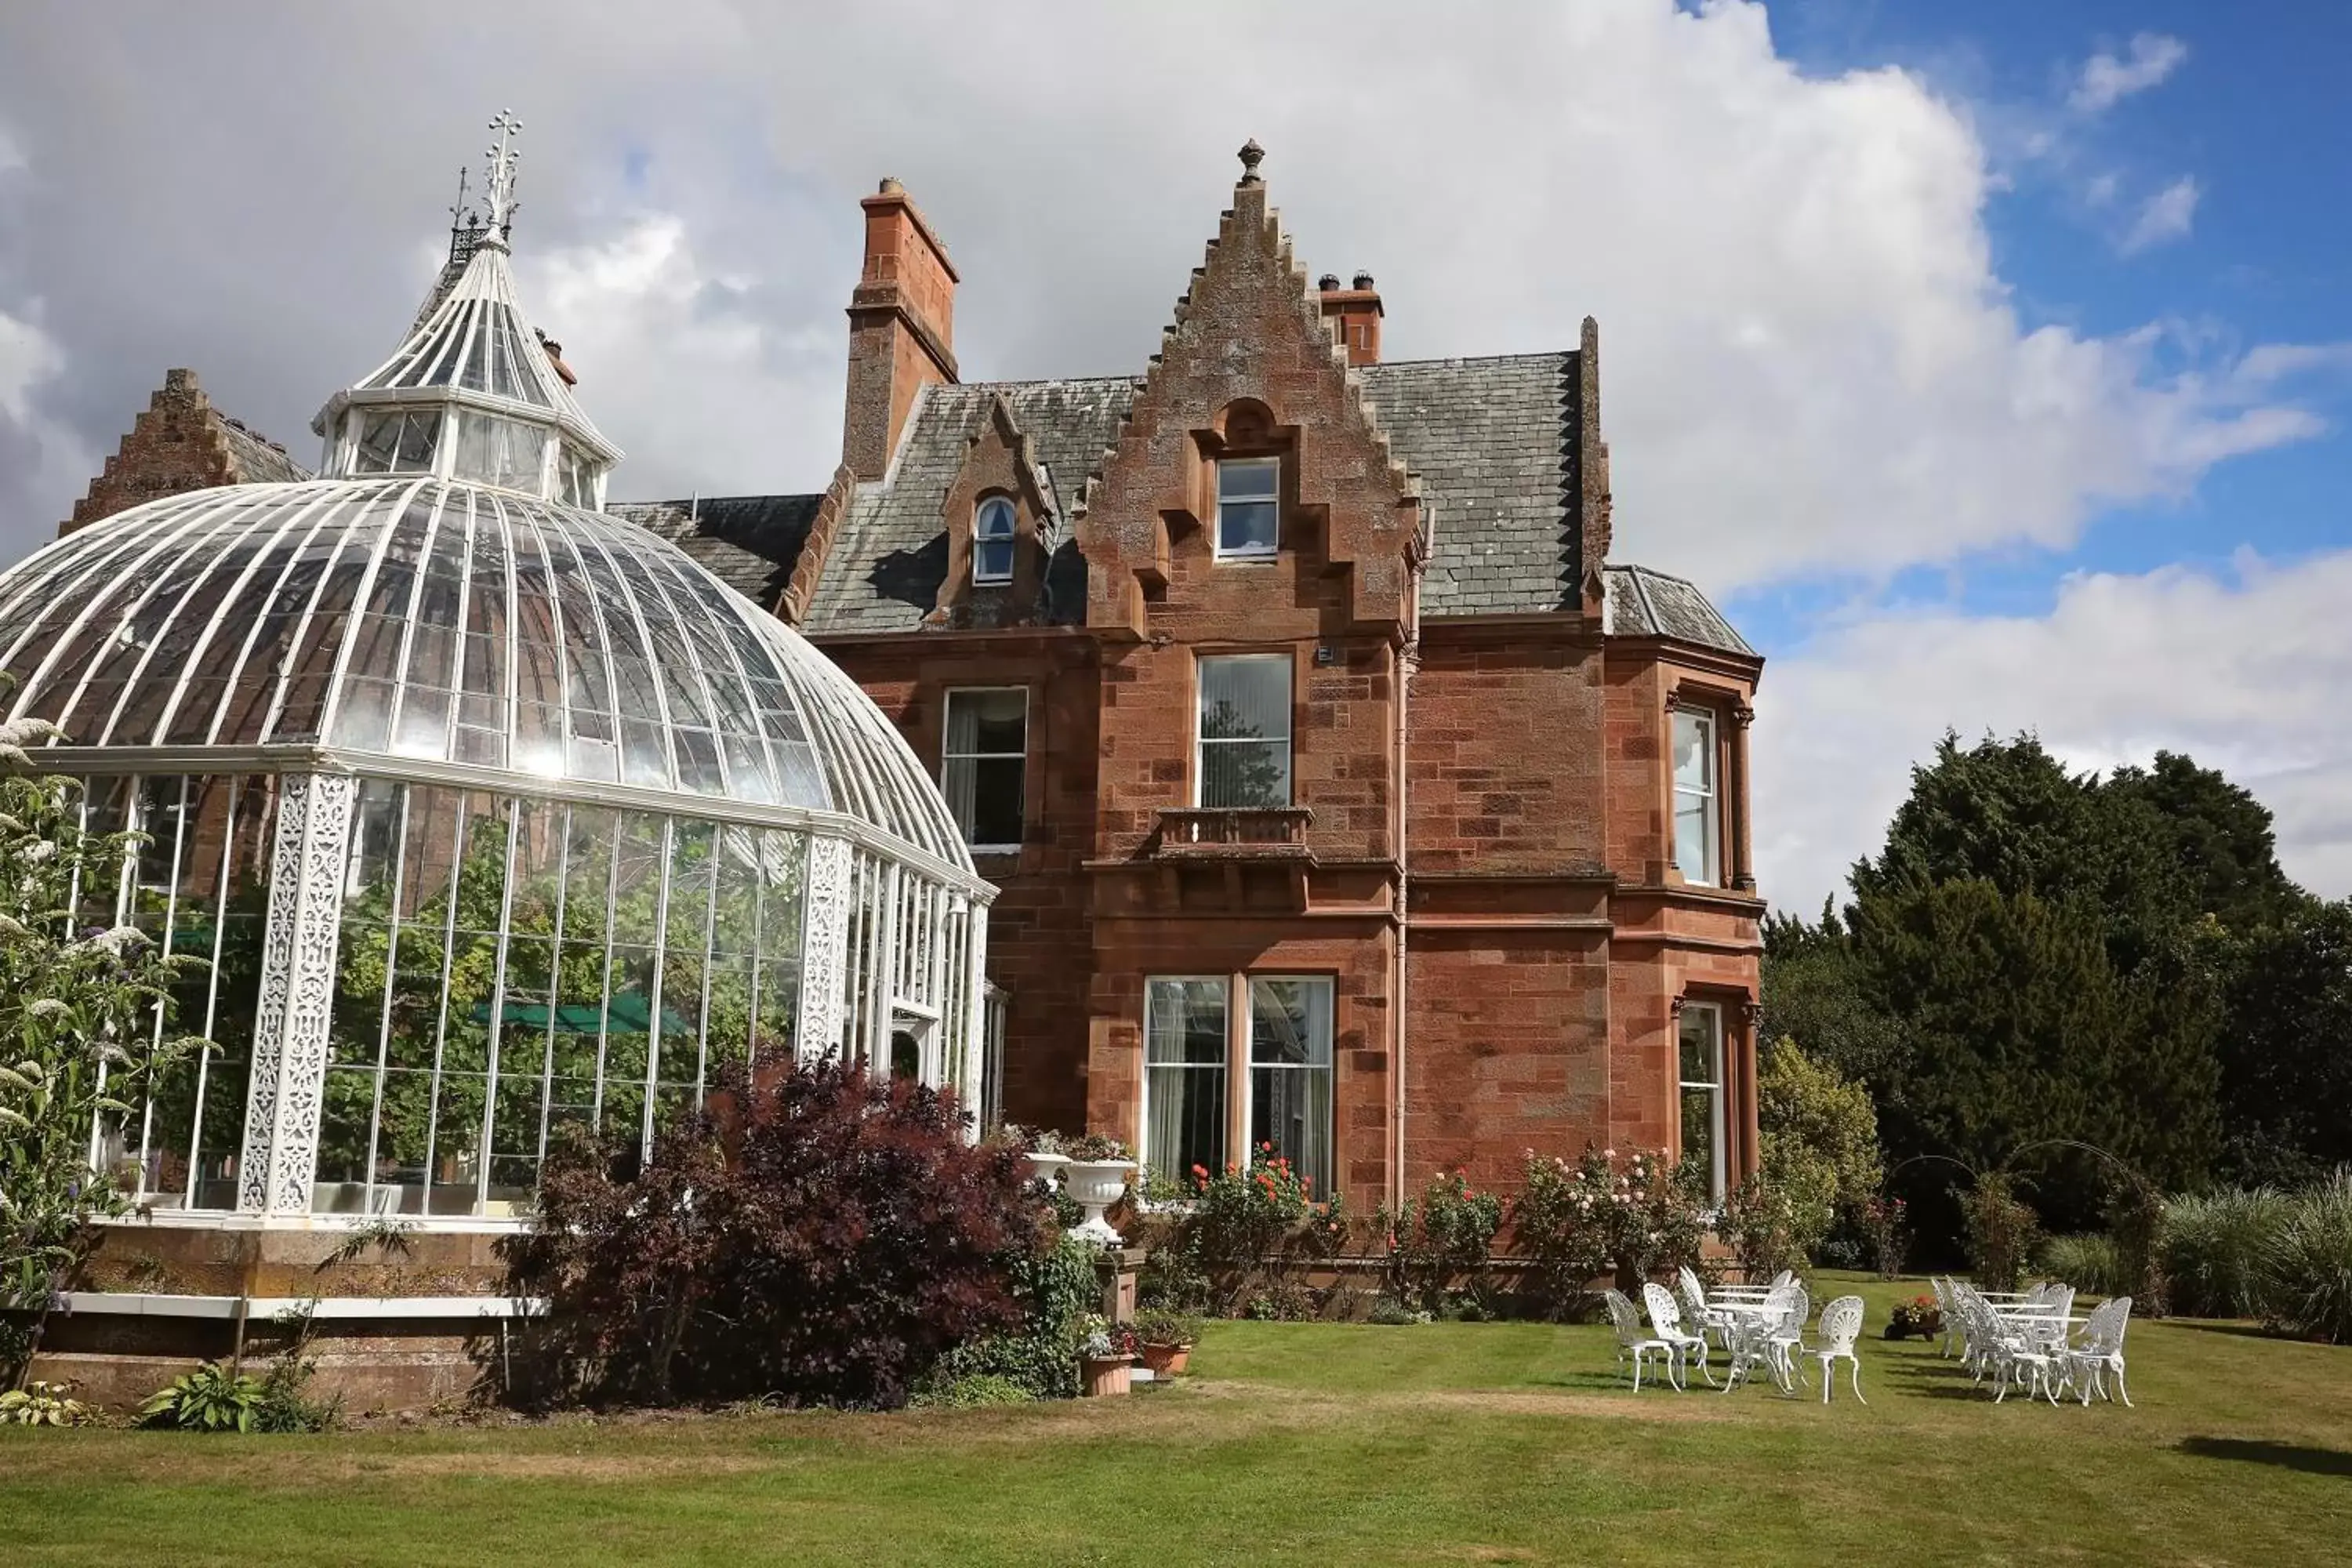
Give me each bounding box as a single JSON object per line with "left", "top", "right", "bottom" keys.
{"left": 1138, "top": 1341, "right": 1191, "bottom": 1377}
{"left": 1022, "top": 1150, "right": 1071, "bottom": 1190}
{"left": 1080, "top": 1353, "right": 1134, "bottom": 1398}
{"left": 1062, "top": 1158, "right": 1136, "bottom": 1246}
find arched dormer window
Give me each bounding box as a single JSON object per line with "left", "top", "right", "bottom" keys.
{"left": 974, "top": 495, "right": 1017, "bottom": 585}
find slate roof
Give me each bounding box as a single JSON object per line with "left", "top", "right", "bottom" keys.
{"left": 216, "top": 416, "right": 310, "bottom": 485}
{"left": 608, "top": 353, "right": 1754, "bottom": 659}
{"left": 1603, "top": 564, "right": 1756, "bottom": 656}
{"left": 606, "top": 494, "right": 822, "bottom": 607}
{"left": 1356, "top": 353, "right": 1576, "bottom": 616}
{"left": 799, "top": 379, "right": 1137, "bottom": 633}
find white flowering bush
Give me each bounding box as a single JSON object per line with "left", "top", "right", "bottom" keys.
{"left": 1512, "top": 1146, "right": 1712, "bottom": 1319}
{"left": 0, "top": 747, "right": 211, "bottom": 1378}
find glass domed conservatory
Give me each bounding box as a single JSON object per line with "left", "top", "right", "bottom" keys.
{"left": 0, "top": 126, "right": 992, "bottom": 1225}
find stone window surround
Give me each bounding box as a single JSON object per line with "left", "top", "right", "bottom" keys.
{"left": 1141, "top": 970, "right": 1338, "bottom": 1186}
{"left": 1662, "top": 680, "right": 1756, "bottom": 893}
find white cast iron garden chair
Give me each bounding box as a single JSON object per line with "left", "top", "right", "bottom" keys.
{"left": 2059, "top": 1296, "right": 2134, "bottom": 1407}
{"left": 1929, "top": 1276, "right": 1958, "bottom": 1356}
{"left": 1644, "top": 1281, "right": 1716, "bottom": 1388}
{"left": 1718, "top": 1282, "right": 1799, "bottom": 1394}
{"left": 1765, "top": 1283, "right": 1813, "bottom": 1392}
{"left": 1605, "top": 1288, "right": 1684, "bottom": 1392}
{"left": 1678, "top": 1265, "right": 1733, "bottom": 1350}
{"left": 1809, "top": 1295, "right": 1867, "bottom": 1404}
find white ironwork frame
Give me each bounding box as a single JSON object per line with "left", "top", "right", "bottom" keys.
{"left": 16, "top": 117, "right": 995, "bottom": 1229}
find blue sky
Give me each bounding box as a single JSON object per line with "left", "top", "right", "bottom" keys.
{"left": 1735, "top": 0, "right": 2352, "bottom": 648}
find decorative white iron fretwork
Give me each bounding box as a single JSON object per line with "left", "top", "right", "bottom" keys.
{"left": 482, "top": 110, "right": 523, "bottom": 239}
{"left": 796, "top": 834, "right": 852, "bottom": 1062}
{"left": 235, "top": 773, "right": 357, "bottom": 1213}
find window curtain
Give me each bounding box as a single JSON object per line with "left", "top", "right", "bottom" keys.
{"left": 942, "top": 691, "right": 982, "bottom": 840}
{"left": 1146, "top": 978, "right": 1227, "bottom": 1181}
{"left": 1248, "top": 977, "right": 1332, "bottom": 1194}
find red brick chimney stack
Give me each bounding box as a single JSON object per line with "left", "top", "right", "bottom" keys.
{"left": 1318, "top": 270, "right": 1383, "bottom": 366}
{"left": 842, "top": 176, "right": 960, "bottom": 478}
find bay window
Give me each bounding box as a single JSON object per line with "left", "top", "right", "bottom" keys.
{"left": 1672, "top": 705, "right": 1719, "bottom": 885}
{"left": 1197, "top": 654, "right": 1291, "bottom": 809}
{"left": 1142, "top": 974, "right": 1334, "bottom": 1192}
{"left": 941, "top": 688, "right": 1025, "bottom": 851}
{"left": 1678, "top": 1000, "right": 1726, "bottom": 1202}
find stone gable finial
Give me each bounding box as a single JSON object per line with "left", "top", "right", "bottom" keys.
{"left": 1237, "top": 138, "right": 1265, "bottom": 185}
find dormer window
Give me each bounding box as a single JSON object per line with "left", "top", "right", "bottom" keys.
{"left": 974, "top": 495, "right": 1016, "bottom": 585}
{"left": 352, "top": 409, "right": 438, "bottom": 475}
{"left": 1215, "top": 457, "right": 1279, "bottom": 560}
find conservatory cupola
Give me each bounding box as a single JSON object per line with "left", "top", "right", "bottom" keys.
{"left": 310, "top": 111, "right": 621, "bottom": 509}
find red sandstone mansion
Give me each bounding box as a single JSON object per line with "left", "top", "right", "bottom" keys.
{"left": 61, "top": 144, "right": 1764, "bottom": 1212}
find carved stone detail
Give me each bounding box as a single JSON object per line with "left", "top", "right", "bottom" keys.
{"left": 237, "top": 773, "right": 357, "bottom": 1213}
{"left": 796, "top": 835, "right": 854, "bottom": 1061}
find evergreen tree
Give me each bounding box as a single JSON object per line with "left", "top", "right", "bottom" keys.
{"left": 1854, "top": 877, "right": 2220, "bottom": 1235}
{"left": 1759, "top": 901, "right": 1905, "bottom": 1091}
{"left": 2106, "top": 750, "right": 2299, "bottom": 931}
{"left": 2212, "top": 898, "right": 2352, "bottom": 1185}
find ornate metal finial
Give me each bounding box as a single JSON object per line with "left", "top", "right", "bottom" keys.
{"left": 482, "top": 109, "right": 524, "bottom": 238}
{"left": 447, "top": 165, "right": 476, "bottom": 230}
{"left": 1237, "top": 138, "right": 1265, "bottom": 184}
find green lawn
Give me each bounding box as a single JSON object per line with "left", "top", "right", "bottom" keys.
{"left": 5, "top": 1274, "right": 2346, "bottom": 1566}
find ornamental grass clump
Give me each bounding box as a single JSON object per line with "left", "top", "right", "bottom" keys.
{"left": 503, "top": 1058, "right": 1053, "bottom": 1411}
{"left": 2257, "top": 1167, "right": 2352, "bottom": 1344}
{"left": 2162, "top": 1185, "right": 2291, "bottom": 1319}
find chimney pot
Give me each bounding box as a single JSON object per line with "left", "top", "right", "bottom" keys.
{"left": 879, "top": 176, "right": 903, "bottom": 194}
{"left": 1352, "top": 271, "right": 1375, "bottom": 290}
{"left": 1318, "top": 273, "right": 1341, "bottom": 291}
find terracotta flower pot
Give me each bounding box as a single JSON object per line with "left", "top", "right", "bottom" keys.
{"left": 1080, "top": 1354, "right": 1134, "bottom": 1397}
{"left": 1138, "top": 1341, "right": 1191, "bottom": 1376}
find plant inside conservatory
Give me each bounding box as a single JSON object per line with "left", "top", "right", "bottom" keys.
{"left": 0, "top": 732, "right": 212, "bottom": 1387}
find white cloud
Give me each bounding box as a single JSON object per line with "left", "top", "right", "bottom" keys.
{"left": 513, "top": 214, "right": 843, "bottom": 501}
{"left": 1755, "top": 552, "right": 2352, "bottom": 913}
{"left": 2069, "top": 33, "right": 2190, "bottom": 114}
{"left": 0, "top": 3, "right": 2336, "bottom": 593}
{"left": 2121, "top": 175, "right": 2201, "bottom": 254}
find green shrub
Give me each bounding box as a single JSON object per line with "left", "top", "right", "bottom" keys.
{"left": 141, "top": 1362, "right": 265, "bottom": 1433}
{"left": 1510, "top": 1147, "right": 1710, "bottom": 1319}
{"left": 1758, "top": 1040, "right": 1882, "bottom": 1260}
{"left": 2036, "top": 1232, "right": 2122, "bottom": 1297}
{"left": 1377, "top": 1169, "right": 1504, "bottom": 1316}
{"left": 1963, "top": 1174, "right": 2040, "bottom": 1292}
{"left": 909, "top": 1373, "right": 1033, "bottom": 1410}
{"left": 2259, "top": 1167, "right": 2352, "bottom": 1344}
{"left": 936, "top": 1232, "right": 1101, "bottom": 1400}
{"left": 2162, "top": 1186, "right": 2290, "bottom": 1318}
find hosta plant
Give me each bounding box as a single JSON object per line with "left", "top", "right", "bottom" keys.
{"left": 0, "top": 1380, "right": 91, "bottom": 1427}
{"left": 141, "top": 1361, "right": 267, "bottom": 1432}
